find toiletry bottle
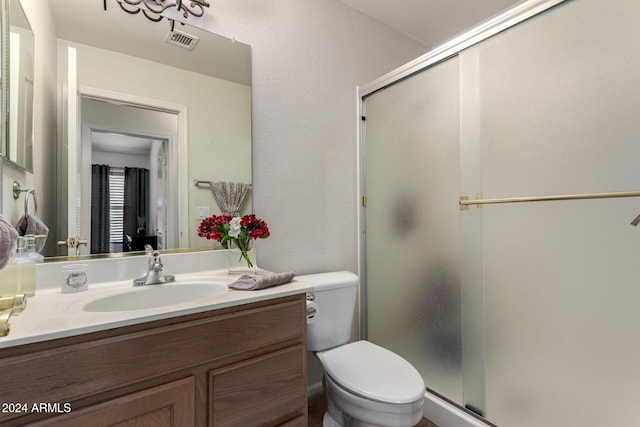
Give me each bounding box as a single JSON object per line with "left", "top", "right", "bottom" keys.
{"left": 25, "top": 235, "right": 42, "bottom": 296}
{"left": 25, "top": 234, "right": 44, "bottom": 264}
{"left": 0, "top": 240, "right": 18, "bottom": 298}
{"left": 15, "top": 236, "right": 36, "bottom": 297}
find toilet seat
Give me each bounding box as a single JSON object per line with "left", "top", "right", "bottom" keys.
{"left": 317, "top": 340, "right": 425, "bottom": 404}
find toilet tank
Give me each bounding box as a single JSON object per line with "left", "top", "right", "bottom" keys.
{"left": 298, "top": 271, "right": 358, "bottom": 352}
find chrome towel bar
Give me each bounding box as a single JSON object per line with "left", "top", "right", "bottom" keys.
{"left": 193, "top": 179, "right": 252, "bottom": 189}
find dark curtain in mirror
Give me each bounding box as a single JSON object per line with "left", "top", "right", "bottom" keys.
{"left": 91, "top": 164, "right": 111, "bottom": 254}
{"left": 123, "top": 167, "right": 150, "bottom": 249}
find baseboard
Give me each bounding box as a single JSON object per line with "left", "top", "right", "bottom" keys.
{"left": 424, "top": 391, "right": 493, "bottom": 427}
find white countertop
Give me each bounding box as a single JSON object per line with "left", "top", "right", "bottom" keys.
{"left": 1, "top": 269, "right": 311, "bottom": 349}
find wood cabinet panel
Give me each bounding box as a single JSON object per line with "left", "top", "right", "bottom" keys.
{"left": 31, "top": 377, "right": 195, "bottom": 427}
{"left": 209, "top": 345, "right": 307, "bottom": 427}
{"left": 0, "top": 297, "right": 304, "bottom": 423}
{"left": 278, "top": 415, "right": 308, "bottom": 427}
{"left": 0, "top": 294, "right": 307, "bottom": 426}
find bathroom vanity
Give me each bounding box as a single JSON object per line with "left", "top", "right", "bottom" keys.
{"left": 0, "top": 257, "right": 310, "bottom": 426}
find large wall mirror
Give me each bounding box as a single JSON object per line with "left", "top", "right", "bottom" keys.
{"left": 39, "top": 0, "right": 251, "bottom": 258}
{"left": 0, "top": 0, "right": 34, "bottom": 171}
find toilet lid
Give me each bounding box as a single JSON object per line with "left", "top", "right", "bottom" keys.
{"left": 319, "top": 340, "right": 425, "bottom": 404}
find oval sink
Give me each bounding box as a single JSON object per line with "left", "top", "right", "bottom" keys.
{"left": 83, "top": 282, "right": 227, "bottom": 312}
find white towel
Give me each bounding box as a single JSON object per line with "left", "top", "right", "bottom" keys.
{"left": 0, "top": 215, "right": 18, "bottom": 269}
{"left": 228, "top": 271, "right": 296, "bottom": 290}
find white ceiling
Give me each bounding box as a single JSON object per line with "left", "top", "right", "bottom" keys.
{"left": 337, "top": 0, "right": 525, "bottom": 48}
{"left": 91, "top": 132, "right": 156, "bottom": 156}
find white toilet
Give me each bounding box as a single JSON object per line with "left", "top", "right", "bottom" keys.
{"left": 300, "top": 271, "right": 425, "bottom": 427}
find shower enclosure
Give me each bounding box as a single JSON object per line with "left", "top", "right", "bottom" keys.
{"left": 360, "top": 0, "right": 640, "bottom": 426}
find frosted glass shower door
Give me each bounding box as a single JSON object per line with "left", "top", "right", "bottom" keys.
{"left": 363, "top": 56, "right": 462, "bottom": 403}
{"left": 462, "top": 0, "right": 640, "bottom": 425}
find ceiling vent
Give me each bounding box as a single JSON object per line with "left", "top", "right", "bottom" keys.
{"left": 165, "top": 30, "right": 200, "bottom": 50}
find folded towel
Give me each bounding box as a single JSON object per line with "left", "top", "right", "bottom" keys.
{"left": 0, "top": 214, "right": 19, "bottom": 269}
{"left": 16, "top": 214, "right": 48, "bottom": 252}
{"left": 228, "top": 271, "right": 296, "bottom": 290}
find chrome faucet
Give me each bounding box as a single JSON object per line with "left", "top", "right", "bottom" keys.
{"left": 133, "top": 246, "right": 175, "bottom": 286}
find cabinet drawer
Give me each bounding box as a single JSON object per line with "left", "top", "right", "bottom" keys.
{"left": 31, "top": 377, "right": 195, "bottom": 427}
{"left": 209, "top": 344, "right": 307, "bottom": 426}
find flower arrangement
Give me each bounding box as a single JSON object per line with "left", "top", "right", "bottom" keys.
{"left": 197, "top": 214, "right": 270, "bottom": 269}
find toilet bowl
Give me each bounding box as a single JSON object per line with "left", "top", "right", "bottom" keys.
{"left": 300, "top": 272, "right": 425, "bottom": 427}
{"left": 317, "top": 340, "right": 425, "bottom": 426}
{"left": 322, "top": 373, "right": 424, "bottom": 427}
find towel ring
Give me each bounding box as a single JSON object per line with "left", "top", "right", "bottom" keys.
{"left": 12, "top": 182, "right": 38, "bottom": 216}
{"left": 24, "top": 189, "right": 38, "bottom": 217}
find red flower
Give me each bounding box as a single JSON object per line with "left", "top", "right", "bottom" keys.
{"left": 197, "top": 214, "right": 233, "bottom": 241}
{"left": 198, "top": 214, "right": 270, "bottom": 270}
{"left": 198, "top": 214, "right": 269, "bottom": 243}
{"left": 240, "top": 214, "right": 270, "bottom": 240}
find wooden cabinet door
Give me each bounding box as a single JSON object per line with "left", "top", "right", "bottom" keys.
{"left": 209, "top": 345, "right": 307, "bottom": 426}
{"left": 32, "top": 377, "right": 195, "bottom": 427}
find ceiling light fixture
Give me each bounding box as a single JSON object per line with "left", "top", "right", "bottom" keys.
{"left": 103, "top": 0, "right": 210, "bottom": 31}
{"left": 120, "top": 0, "right": 210, "bottom": 19}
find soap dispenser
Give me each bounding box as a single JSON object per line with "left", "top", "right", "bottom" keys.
{"left": 0, "top": 240, "right": 18, "bottom": 298}
{"left": 15, "top": 236, "right": 36, "bottom": 297}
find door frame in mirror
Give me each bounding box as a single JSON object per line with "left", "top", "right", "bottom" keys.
{"left": 59, "top": 85, "right": 189, "bottom": 256}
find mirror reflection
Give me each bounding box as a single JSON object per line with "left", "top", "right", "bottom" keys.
{"left": 2, "top": 0, "right": 34, "bottom": 171}
{"left": 82, "top": 98, "right": 177, "bottom": 254}
{"left": 46, "top": 0, "right": 252, "bottom": 257}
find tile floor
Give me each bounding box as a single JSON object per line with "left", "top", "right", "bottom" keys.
{"left": 307, "top": 392, "right": 438, "bottom": 427}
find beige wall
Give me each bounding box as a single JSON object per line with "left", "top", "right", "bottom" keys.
{"left": 188, "top": 0, "right": 428, "bottom": 274}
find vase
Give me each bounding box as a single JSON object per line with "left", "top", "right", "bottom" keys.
{"left": 227, "top": 239, "right": 257, "bottom": 275}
